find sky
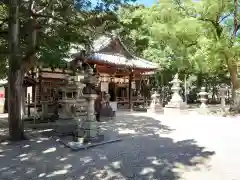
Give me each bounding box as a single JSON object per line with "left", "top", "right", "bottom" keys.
{"left": 135, "top": 0, "right": 155, "bottom": 6}
{"left": 137, "top": 0, "right": 156, "bottom": 6}
{"left": 90, "top": 0, "right": 156, "bottom": 7}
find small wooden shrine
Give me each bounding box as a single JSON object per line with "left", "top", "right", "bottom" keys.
{"left": 71, "top": 35, "right": 158, "bottom": 111}
{"left": 2, "top": 35, "right": 158, "bottom": 118}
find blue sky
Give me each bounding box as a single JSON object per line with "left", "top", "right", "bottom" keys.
{"left": 135, "top": 0, "right": 155, "bottom": 6}
{"left": 137, "top": 0, "right": 156, "bottom": 6}
{"left": 90, "top": 0, "right": 156, "bottom": 7}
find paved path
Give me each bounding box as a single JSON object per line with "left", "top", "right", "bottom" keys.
{"left": 0, "top": 112, "right": 240, "bottom": 180}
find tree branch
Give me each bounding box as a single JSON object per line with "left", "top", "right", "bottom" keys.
{"left": 21, "top": 45, "right": 40, "bottom": 72}
{"left": 31, "top": 12, "right": 111, "bottom": 37}
{"left": 30, "top": 0, "right": 35, "bottom": 12}
{"left": 186, "top": 41, "right": 197, "bottom": 48}
{"left": 219, "top": 13, "right": 231, "bottom": 23}
{"left": 198, "top": 17, "right": 223, "bottom": 39}
{"left": 22, "top": 46, "right": 39, "bottom": 63}
{"left": 35, "top": 0, "right": 54, "bottom": 14}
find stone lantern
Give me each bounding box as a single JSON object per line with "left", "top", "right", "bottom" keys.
{"left": 197, "top": 87, "right": 210, "bottom": 115}
{"left": 164, "top": 74, "right": 187, "bottom": 114}
{"left": 148, "top": 90, "right": 163, "bottom": 113}
{"left": 198, "top": 87, "right": 208, "bottom": 109}
{"left": 219, "top": 84, "right": 227, "bottom": 112}
{"left": 74, "top": 67, "right": 99, "bottom": 143}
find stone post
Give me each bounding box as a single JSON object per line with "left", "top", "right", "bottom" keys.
{"left": 219, "top": 84, "right": 227, "bottom": 112}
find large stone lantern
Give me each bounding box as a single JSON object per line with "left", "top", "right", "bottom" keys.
{"left": 74, "top": 65, "right": 99, "bottom": 143}
{"left": 164, "top": 74, "right": 187, "bottom": 114}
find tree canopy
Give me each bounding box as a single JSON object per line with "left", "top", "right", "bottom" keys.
{"left": 117, "top": 0, "right": 240, "bottom": 88}
{"left": 0, "top": 0, "right": 135, "bottom": 75}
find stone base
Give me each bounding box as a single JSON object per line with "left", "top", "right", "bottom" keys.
{"left": 164, "top": 106, "right": 189, "bottom": 115}
{"left": 165, "top": 102, "right": 188, "bottom": 109}
{"left": 75, "top": 118, "right": 100, "bottom": 142}
{"left": 147, "top": 105, "right": 164, "bottom": 114}
{"left": 58, "top": 134, "right": 122, "bottom": 151}
{"left": 197, "top": 107, "right": 210, "bottom": 115}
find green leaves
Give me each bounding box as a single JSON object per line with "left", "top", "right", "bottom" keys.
{"left": 117, "top": 0, "right": 240, "bottom": 85}
{"left": 0, "top": 0, "right": 138, "bottom": 76}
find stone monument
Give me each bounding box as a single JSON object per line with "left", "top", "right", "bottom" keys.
{"left": 164, "top": 74, "right": 187, "bottom": 115}
{"left": 148, "top": 90, "right": 163, "bottom": 113}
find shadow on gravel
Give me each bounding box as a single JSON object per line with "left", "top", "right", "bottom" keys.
{"left": 0, "top": 113, "right": 215, "bottom": 180}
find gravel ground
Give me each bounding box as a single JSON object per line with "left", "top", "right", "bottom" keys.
{"left": 0, "top": 111, "right": 239, "bottom": 180}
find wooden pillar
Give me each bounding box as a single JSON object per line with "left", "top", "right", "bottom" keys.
{"left": 4, "top": 85, "right": 8, "bottom": 113}
{"left": 22, "top": 87, "right": 26, "bottom": 115}
{"left": 32, "top": 69, "right": 36, "bottom": 103}
{"left": 38, "top": 68, "right": 42, "bottom": 104}
{"left": 114, "top": 83, "right": 117, "bottom": 101}
{"left": 27, "top": 93, "right": 30, "bottom": 117}
{"left": 32, "top": 85, "right": 35, "bottom": 102}
{"left": 128, "top": 72, "right": 133, "bottom": 110}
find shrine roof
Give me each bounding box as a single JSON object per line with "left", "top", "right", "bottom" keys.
{"left": 88, "top": 53, "right": 158, "bottom": 70}
{"left": 70, "top": 35, "right": 158, "bottom": 71}
{"left": 92, "top": 36, "right": 113, "bottom": 52}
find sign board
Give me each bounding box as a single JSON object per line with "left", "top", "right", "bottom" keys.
{"left": 101, "top": 82, "right": 109, "bottom": 92}
{"left": 0, "top": 87, "right": 4, "bottom": 99}
{"left": 41, "top": 72, "right": 66, "bottom": 79}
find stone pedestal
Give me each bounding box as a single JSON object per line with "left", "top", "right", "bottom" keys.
{"left": 148, "top": 91, "right": 163, "bottom": 113}
{"left": 164, "top": 74, "right": 187, "bottom": 115}
{"left": 75, "top": 94, "right": 99, "bottom": 143}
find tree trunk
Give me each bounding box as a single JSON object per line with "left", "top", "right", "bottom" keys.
{"left": 228, "top": 64, "right": 240, "bottom": 111}
{"left": 8, "top": 0, "right": 25, "bottom": 141}
{"left": 230, "top": 66, "right": 239, "bottom": 93}
{"left": 232, "top": 0, "right": 239, "bottom": 96}
{"left": 227, "top": 0, "right": 239, "bottom": 112}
